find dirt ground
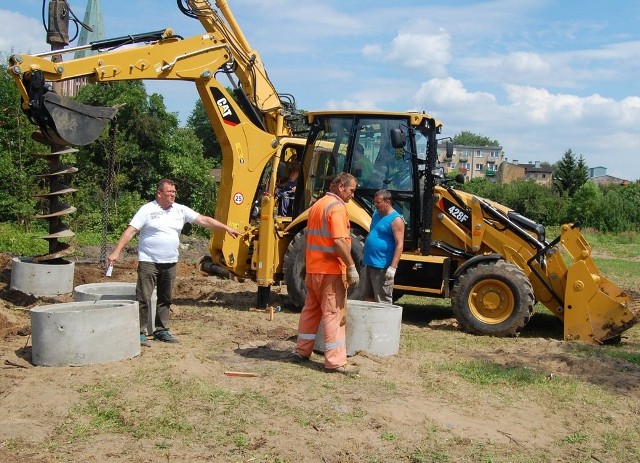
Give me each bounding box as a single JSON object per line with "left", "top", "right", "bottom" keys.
{"left": 1, "top": 238, "right": 639, "bottom": 462}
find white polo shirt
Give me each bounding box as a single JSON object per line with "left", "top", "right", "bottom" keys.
{"left": 129, "top": 200, "right": 199, "bottom": 263}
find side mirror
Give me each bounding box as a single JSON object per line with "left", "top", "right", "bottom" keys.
{"left": 445, "top": 141, "right": 453, "bottom": 162}
{"left": 390, "top": 128, "right": 406, "bottom": 149}
{"left": 455, "top": 173, "right": 465, "bottom": 184}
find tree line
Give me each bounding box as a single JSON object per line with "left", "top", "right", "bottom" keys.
{"left": 455, "top": 144, "right": 640, "bottom": 233}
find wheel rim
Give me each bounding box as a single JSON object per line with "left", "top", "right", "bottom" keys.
{"left": 467, "top": 278, "right": 515, "bottom": 324}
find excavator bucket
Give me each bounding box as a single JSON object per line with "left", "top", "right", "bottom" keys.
{"left": 38, "top": 92, "right": 118, "bottom": 146}
{"left": 559, "top": 225, "right": 639, "bottom": 343}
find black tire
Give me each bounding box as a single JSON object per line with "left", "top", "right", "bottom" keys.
{"left": 392, "top": 289, "right": 405, "bottom": 303}
{"left": 450, "top": 260, "right": 534, "bottom": 336}
{"left": 283, "top": 229, "right": 366, "bottom": 308}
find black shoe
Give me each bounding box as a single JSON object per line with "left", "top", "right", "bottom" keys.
{"left": 290, "top": 352, "right": 310, "bottom": 363}
{"left": 154, "top": 331, "right": 179, "bottom": 344}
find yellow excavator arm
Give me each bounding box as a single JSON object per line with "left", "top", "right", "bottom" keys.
{"left": 7, "top": 0, "right": 296, "bottom": 283}
{"left": 186, "top": 0, "right": 287, "bottom": 137}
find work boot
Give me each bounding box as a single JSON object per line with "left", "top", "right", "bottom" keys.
{"left": 289, "top": 352, "right": 310, "bottom": 363}
{"left": 140, "top": 334, "right": 152, "bottom": 348}
{"left": 325, "top": 364, "right": 359, "bottom": 376}
{"left": 154, "top": 331, "right": 180, "bottom": 344}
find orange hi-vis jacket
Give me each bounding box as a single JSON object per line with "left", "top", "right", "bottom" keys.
{"left": 305, "top": 192, "right": 351, "bottom": 275}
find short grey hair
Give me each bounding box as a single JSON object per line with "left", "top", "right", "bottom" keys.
{"left": 374, "top": 189, "right": 392, "bottom": 202}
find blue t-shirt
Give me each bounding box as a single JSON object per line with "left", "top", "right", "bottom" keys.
{"left": 363, "top": 210, "right": 401, "bottom": 269}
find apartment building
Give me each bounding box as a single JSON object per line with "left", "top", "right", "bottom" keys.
{"left": 437, "top": 144, "right": 505, "bottom": 182}
{"left": 588, "top": 166, "right": 629, "bottom": 185}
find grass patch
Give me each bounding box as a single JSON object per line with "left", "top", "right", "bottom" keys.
{"left": 569, "top": 342, "right": 640, "bottom": 367}
{"left": 590, "top": 258, "right": 640, "bottom": 289}
{"left": 0, "top": 222, "right": 128, "bottom": 256}
{"left": 0, "top": 222, "right": 48, "bottom": 256}
{"left": 436, "top": 360, "right": 543, "bottom": 386}
{"left": 561, "top": 430, "right": 589, "bottom": 444}
{"left": 582, "top": 230, "right": 640, "bottom": 258}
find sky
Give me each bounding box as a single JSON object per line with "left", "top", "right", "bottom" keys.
{"left": 2, "top": 0, "right": 640, "bottom": 181}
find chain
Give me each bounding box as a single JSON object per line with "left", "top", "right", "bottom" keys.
{"left": 100, "top": 118, "right": 118, "bottom": 267}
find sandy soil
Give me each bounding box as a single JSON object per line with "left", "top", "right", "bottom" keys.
{"left": 1, "top": 239, "right": 639, "bottom": 462}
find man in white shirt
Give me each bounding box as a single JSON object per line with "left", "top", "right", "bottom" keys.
{"left": 108, "top": 179, "right": 240, "bottom": 346}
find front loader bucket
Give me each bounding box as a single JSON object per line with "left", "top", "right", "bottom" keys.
{"left": 39, "top": 93, "right": 118, "bottom": 146}
{"left": 555, "top": 224, "right": 639, "bottom": 344}
{"left": 563, "top": 260, "right": 639, "bottom": 343}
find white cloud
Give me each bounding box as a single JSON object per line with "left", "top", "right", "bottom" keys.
{"left": 362, "top": 44, "right": 383, "bottom": 59}
{"left": 363, "top": 25, "right": 451, "bottom": 77}
{"left": 388, "top": 29, "right": 451, "bottom": 76}
{"left": 414, "top": 77, "right": 496, "bottom": 108}
{"left": 408, "top": 77, "right": 640, "bottom": 180}
{"left": 325, "top": 97, "right": 380, "bottom": 111}
{"left": 0, "top": 10, "right": 44, "bottom": 54}
{"left": 502, "top": 52, "right": 552, "bottom": 75}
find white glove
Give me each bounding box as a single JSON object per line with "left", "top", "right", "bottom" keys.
{"left": 385, "top": 266, "right": 396, "bottom": 280}
{"left": 347, "top": 264, "right": 360, "bottom": 287}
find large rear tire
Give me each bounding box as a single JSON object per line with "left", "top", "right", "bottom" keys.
{"left": 450, "top": 260, "right": 534, "bottom": 336}
{"left": 283, "top": 229, "right": 366, "bottom": 308}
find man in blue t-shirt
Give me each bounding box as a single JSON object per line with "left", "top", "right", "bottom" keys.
{"left": 362, "top": 190, "right": 405, "bottom": 303}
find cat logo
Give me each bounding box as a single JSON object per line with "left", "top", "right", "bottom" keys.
{"left": 210, "top": 87, "right": 241, "bottom": 126}
{"left": 217, "top": 98, "right": 232, "bottom": 117}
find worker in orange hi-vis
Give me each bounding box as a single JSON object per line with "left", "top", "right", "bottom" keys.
{"left": 293, "top": 172, "right": 361, "bottom": 376}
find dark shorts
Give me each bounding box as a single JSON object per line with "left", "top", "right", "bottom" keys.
{"left": 362, "top": 265, "right": 394, "bottom": 303}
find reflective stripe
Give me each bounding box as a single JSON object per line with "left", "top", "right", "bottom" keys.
{"left": 325, "top": 338, "right": 346, "bottom": 350}
{"left": 306, "top": 193, "right": 350, "bottom": 274}
{"left": 307, "top": 197, "right": 342, "bottom": 255}
{"left": 307, "top": 243, "right": 335, "bottom": 253}
{"left": 298, "top": 332, "right": 317, "bottom": 340}
{"left": 307, "top": 228, "right": 332, "bottom": 237}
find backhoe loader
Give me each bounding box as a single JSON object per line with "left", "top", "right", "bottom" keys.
{"left": 7, "top": 0, "right": 638, "bottom": 343}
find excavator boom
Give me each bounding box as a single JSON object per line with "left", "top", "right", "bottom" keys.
{"left": 7, "top": 1, "right": 297, "bottom": 290}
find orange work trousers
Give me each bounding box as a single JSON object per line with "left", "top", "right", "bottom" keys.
{"left": 296, "top": 273, "right": 347, "bottom": 369}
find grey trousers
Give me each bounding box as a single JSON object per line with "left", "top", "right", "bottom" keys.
{"left": 136, "top": 261, "right": 177, "bottom": 335}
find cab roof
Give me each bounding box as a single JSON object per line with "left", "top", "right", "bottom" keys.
{"left": 306, "top": 110, "right": 443, "bottom": 129}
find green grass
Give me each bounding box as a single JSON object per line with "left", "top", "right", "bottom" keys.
{"left": 569, "top": 342, "right": 640, "bottom": 367}
{"left": 435, "top": 360, "right": 543, "bottom": 386}
{"left": 582, "top": 230, "right": 640, "bottom": 259}
{"left": 590, "top": 258, "right": 640, "bottom": 289}
{"left": 0, "top": 222, "right": 125, "bottom": 256}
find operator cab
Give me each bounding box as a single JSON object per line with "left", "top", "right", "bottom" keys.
{"left": 297, "top": 111, "right": 442, "bottom": 253}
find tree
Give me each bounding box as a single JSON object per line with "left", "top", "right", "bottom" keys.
{"left": 567, "top": 181, "right": 602, "bottom": 228}
{"left": 187, "top": 99, "right": 221, "bottom": 164}
{"left": 553, "top": 149, "right": 588, "bottom": 197}
{"left": 0, "top": 56, "right": 44, "bottom": 229}
{"left": 68, "top": 81, "right": 216, "bottom": 237}
{"left": 452, "top": 131, "right": 500, "bottom": 147}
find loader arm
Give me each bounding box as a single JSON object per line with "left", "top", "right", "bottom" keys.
{"left": 7, "top": 18, "right": 289, "bottom": 283}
